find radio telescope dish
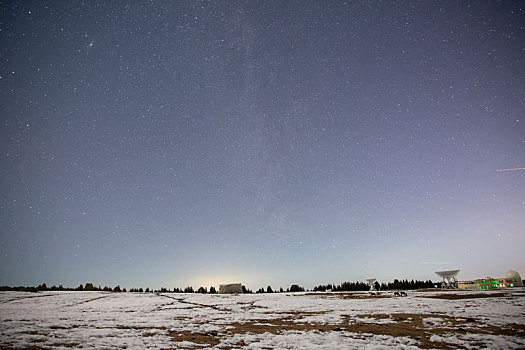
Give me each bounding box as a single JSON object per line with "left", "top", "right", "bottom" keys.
{"left": 435, "top": 269, "right": 460, "bottom": 289}
{"left": 435, "top": 270, "right": 460, "bottom": 279}
{"left": 366, "top": 278, "right": 377, "bottom": 291}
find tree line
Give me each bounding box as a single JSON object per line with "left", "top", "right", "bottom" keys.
{"left": 0, "top": 279, "right": 438, "bottom": 294}
{"left": 313, "top": 279, "right": 436, "bottom": 292}
{"left": 313, "top": 281, "right": 370, "bottom": 292}
{"left": 379, "top": 279, "right": 436, "bottom": 290}
{"left": 0, "top": 283, "right": 126, "bottom": 293}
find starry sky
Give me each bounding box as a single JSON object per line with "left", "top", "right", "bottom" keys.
{"left": 1, "top": 1, "right": 524, "bottom": 290}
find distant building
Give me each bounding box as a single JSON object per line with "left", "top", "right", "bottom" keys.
{"left": 458, "top": 270, "right": 523, "bottom": 290}
{"left": 219, "top": 283, "right": 243, "bottom": 294}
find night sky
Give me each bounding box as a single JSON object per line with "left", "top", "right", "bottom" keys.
{"left": 1, "top": 1, "right": 524, "bottom": 290}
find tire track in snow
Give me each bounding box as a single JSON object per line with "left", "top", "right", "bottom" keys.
{"left": 61, "top": 293, "right": 115, "bottom": 308}
{"left": 0, "top": 293, "right": 60, "bottom": 304}
{"left": 159, "top": 294, "right": 231, "bottom": 312}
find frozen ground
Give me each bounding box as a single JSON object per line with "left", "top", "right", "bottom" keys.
{"left": 0, "top": 288, "right": 524, "bottom": 349}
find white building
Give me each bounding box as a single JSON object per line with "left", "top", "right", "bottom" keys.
{"left": 219, "top": 283, "right": 243, "bottom": 294}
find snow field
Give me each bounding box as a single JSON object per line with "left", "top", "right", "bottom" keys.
{"left": 0, "top": 289, "right": 524, "bottom": 349}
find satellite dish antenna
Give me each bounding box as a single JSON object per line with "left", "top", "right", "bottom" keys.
{"left": 366, "top": 278, "right": 377, "bottom": 291}
{"left": 435, "top": 269, "right": 460, "bottom": 289}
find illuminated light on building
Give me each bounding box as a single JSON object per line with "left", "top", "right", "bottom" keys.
{"left": 458, "top": 270, "right": 523, "bottom": 290}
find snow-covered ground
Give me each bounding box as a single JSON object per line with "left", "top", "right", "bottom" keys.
{"left": 1, "top": 289, "right": 524, "bottom": 349}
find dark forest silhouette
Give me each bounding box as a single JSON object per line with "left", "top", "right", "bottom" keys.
{"left": 0, "top": 278, "right": 443, "bottom": 294}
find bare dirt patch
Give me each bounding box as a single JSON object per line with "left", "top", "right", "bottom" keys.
{"left": 226, "top": 314, "right": 459, "bottom": 348}
{"left": 47, "top": 343, "right": 79, "bottom": 348}
{"left": 421, "top": 292, "right": 507, "bottom": 300}
{"left": 261, "top": 310, "right": 329, "bottom": 317}
{"left": 304, "top": 292, "right": 392, "bottom": 299}
{"left": 416, "top": 288, "right": 457, "bottom": 292}
{"left": 164, "top": 311, "right": 525, "bottom": 349}
{"left": 114, "top": 325, "right": 168, "bottom": 331}
{"left": 167, "top": 330, "right": 222, "bottom": 347}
